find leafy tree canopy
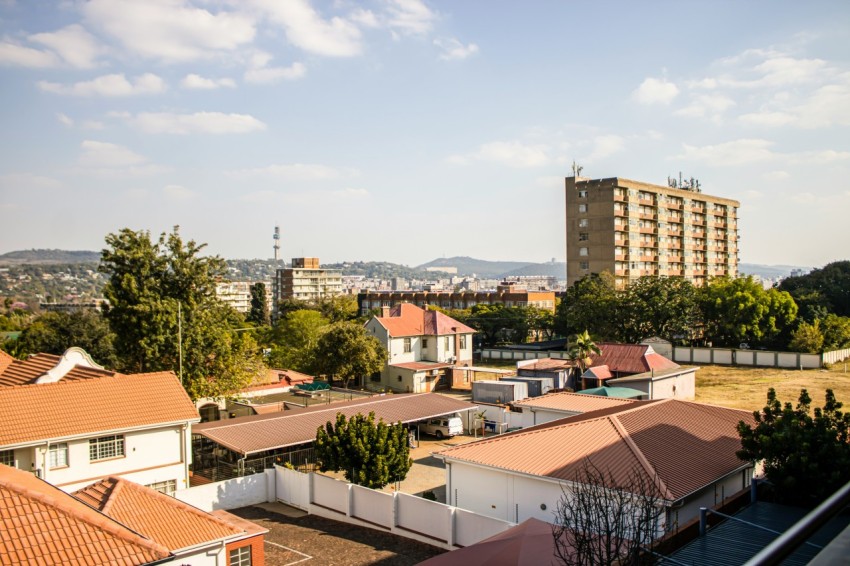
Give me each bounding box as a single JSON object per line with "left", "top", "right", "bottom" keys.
{"left": 267, "top": 309, "right": 329, "bottom": 372}
{"left": 779, "top": 261, "right": 850, "bottom": 318}
{"left": 315, "top": 411, "right": 412, "bottom": 489}
{"left": 737, "top": 388, "right": 850, "bottom": 507}
{"left": 555, "top": 272, "right": 619, "bottom": 340}
{"left": 312, "top": 321, "right": 386, "bottom": 389}
{"left": 247, "top": 282, "right": 269, "bottom": 326}
{"left": 16, "top": 310, "right": 117, "bottom": 367}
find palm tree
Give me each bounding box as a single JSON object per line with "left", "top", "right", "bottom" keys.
{"left": 569, "top": 330, "right": 601, "bottom": 390}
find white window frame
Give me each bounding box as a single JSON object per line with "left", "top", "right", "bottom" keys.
{"left": 579, "top": 247, "right": 589, "bottom": 257}
{"left": 49, "top": 443, "right": 69, "bottom": 469}
{"left": 89, "top": 435, "right": 125, "bottom": 461}
{"left": 0, "top": 449, "right": 14, "bottom": 467}
{"left": 229, "top": 546, "right": 251, "bottom": 566}
{"left": 460, "top": 335, "right": 467, "bottom": 349}
{"left": 578, "top": 204, "right": 587, "bottom": 213}
{"left": 403, "top": 337, "right": 411, "bottom": 353}
{"left": 146, "top": 479, "right": 177, "bottom": 496}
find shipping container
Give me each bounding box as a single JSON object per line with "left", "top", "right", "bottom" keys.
{"left": 500, "top": 376, "right": 555, "bottom": 397}
{"left": 472, "top": 380, "right": 529, "bottom": 404}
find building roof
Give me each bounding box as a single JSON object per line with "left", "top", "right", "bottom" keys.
{"left": 74, "top": 477, "right": 244, "bottom": 552}
{"left": 390, "top": 361, "right": 454, "bottom": 371}
{"left": 193, "top": 393, "right": 478, "bottom": 455}
{"left": 579, "top": 386, "right": 646, "bottom": 399}
{"left": 243, "top": 368, "right": 315, "bottom": 392}
{"left": 513, "top": 391, "right": 637, "bottom": 413}
{"left": 590, "top": 343, "right": 679, "bottom": 375}
{"left": 438, "top": 399, "right": 755, "bottom": 502}
{"left": 0, "top": 371, "right": 200, "bottom": 447}
{"left": 374, "top": 303, "right": 475, "bottom": 338}
{"left": 0, "top": 464, "right": 170, "bottom": 566}
{"left": 0, "top": 350, "right": 116, "bottom": 387}
{"left": 0, "top": 350, "right": 14, "bottom": 375}
{"left": 518, "top": 358, "right": 575, "bottom": 371}
{"left": 584, "top": 365, "right": 613, "bottom": 379}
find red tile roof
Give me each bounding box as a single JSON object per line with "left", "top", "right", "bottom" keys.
{"left": 74, "top": 477, "right": 244, "bottom": 552}
{"left": 589, "top": 343, "right": 679, "bottom": 375}
{"left": 0, "top": 464, "right": 169, "bottom": 565}
{"left": 0, "top": 372, "right": 200, "bottom": 447}
{"left": 0, "top": 352, "right": 117, "bottom": 387}
{"left": 0, "top": 350, "right": 14, "bottom": 375}
{"left": 193, "top": 393, "right": 477, "bottom": 455}
{"left": 375, "top": 303, "right": 475, "bottom": 338}
{"left": 438, "top": 399, "right": 755, "bottom": 502}
{"left": 585, "top": 365, "right": 613, "bottom": 379}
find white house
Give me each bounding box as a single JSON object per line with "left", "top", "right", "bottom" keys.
{"left": 0, "top": 348, "right": 200, "bottom": 493}
{"left": 365, "top": 303, "right": 475, "bottom": 393}
{"left": 437, "top": 399, "right": 755, "bottom": 533}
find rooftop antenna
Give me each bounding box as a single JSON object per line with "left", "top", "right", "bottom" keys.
{"left": 273, "top": 224, "right": 281, "bottom": 262}
{"left": 571, "top": 160, "right": 584, "bottom": 178}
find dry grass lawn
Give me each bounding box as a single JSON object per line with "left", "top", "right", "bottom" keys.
{"left": 694, "top": 362, "right": 850, "bottom": 412}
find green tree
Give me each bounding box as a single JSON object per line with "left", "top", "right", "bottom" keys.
{"left": 779, "top": 261, "right": 850, "bottom": 318}
{"left": 315, "top": 295, "right": 359, "bottom": 323}
{"left": 788, "top": 320, "right": 824, "bottom": 353}
{"left": 247, "top": 282, "right": 269, "bottom": 326}
{"left": 17, "top": 310, "right": 117, "bottom": 367}
{"left": 569, "top": 330, "right": 601, "bottom": 389}
{"left": 315, "top": 411, "right": 412, "bottom": 489}
{"left": 100, "top": 227, "right": 264, "bottom": 399}
{"left": 699, "top": 276, "right": 798, "bottom": 348}
{"left": 820, "top": 314, "right": 850, "bottom": 350}
{"left": 737, "top": 388, "right": 850, "bottom": 507}
{"left": 313, "top": 321, "right": 386, "bottom": 389}
{"left": 620, "top": 276, "right": 700, "bottom": 344}
{"left": 555, "top": 273, "right": 620, "bottom": 340}
{"left": 268, "top": 309, "right": 329, "bottom": 371}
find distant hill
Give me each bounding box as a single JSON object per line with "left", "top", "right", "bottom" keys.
{"left": 417, "top": 256, "right": 533, "bottom": 278}
{"left": 0, "top": 249, "right": 101, "bottom": 265}
{"left": 739, "top": 263, "right": 809, "bottom": 280}
{"left": 502, "top": 262, "right": 566, "bottom": 278}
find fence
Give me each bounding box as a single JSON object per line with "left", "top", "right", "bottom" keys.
{"left": 191, "top": 446, "right": 318, "bottom": 483}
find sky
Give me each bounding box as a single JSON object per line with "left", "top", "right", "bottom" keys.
{"left": 0, "top": 1, "right": 848, "bottom": 268}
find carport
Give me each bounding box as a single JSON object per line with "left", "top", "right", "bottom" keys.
{"left": 191, "top": 393, "right": 478, "bottom": 482}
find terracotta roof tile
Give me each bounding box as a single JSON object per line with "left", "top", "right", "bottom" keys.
{"left": 193, "top": 393, "right": 477, "bottom": 455}
{"left": 375, "top": 303, "right": 475, "bottom": 338}
{"left": 0, "top": 350, "right": 14, "bottom": 375}
{"left": 439, "top": 399, "right": 754, "bottom": 502}
{"left": 0, "top": 372, "right": 199, "bottom": 447}
{"left": 0, "top": 352, "right": 118, "bottom": 387}
{"left": 0, "top": 464, "right": 169, "bottom": 565}
{"left": 75, "top": 477, "right": 244, "bottom": 551}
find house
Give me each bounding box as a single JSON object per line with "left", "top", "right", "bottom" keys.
{"left": 512, "top": 391, "right": 640, "bottom": 427}
{"left": 0, "top": 348, "right": 200, "bottom": 493}
{"left": 0, "top": 463, "right": 170, "bottom": 565}
{"left": 75, "top": 476, "right": 266, "bottom": 565}
{"left": 365, "top": 303, "right": 475, "bottom": 393}
{"left": 516, "top": 358, "right": 575, "bottom": 390}
{"left": 437, "top": 399, "right": 755, "bottom": 533}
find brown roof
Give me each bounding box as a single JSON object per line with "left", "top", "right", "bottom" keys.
{"left": 0, "top": 352, "right": 117, "bottom": 387}
{"left": 513, "top": 391, "right": 637, "bottom": 413}
{"left": 193, "top": 393, "right": 478, "bottom": 455}
{"left": 0, "top": 372, "right": 200, "bottom": 447}
{"left": 74, "top": 477, "right": 244, "bottom": 551}
{"left": 375, "top": 303, "right": 476, "bottom": 337}
{"left": 248, "top": 368, "right": 315, "bottom": 389}
{"left": 590, "top": 343, "right": 679, "bottom": 375}
{"left": 519, "top": 358, "right": 575, "bottom": 371}
{"left": 0, "top": 464, "right": 170, "bottom": 565}
{"left": 391, "top": 361, "right": 454, "bottom": 371}
{"left": 438, "top": 399, "right": 755, "bottom": 502}
{"left": 585, "top": 365, "right": 613, "bottom": 379}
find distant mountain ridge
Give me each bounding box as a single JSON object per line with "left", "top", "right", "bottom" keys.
{"left": 0, "top": 249, "right": 101, "bottom": 265}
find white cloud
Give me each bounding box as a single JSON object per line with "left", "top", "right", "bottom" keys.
{"left": 449, "top": 141, "right": 550, "bottom": 168}
{"left": 163, "top": 184, "right": 196, "bottom": 200}
{"left": 434, "top": 37, "right": 478, "bottom": 61}
{"left": 585, "top": 135, "right": 625, "bottom": 162}
{"left": 244, "top": 54, "right": 306, "bottom": 84}
{"left": 253, "top": 0, "right": 362, "bottom": 57}
{"left": 740, "top": 77, "right": 850, "bottom": 128}
{"left": 349, "top": 8, "right": 380, "bottom": 28}
{"left": 29, "top": 24, "right": 102, "bottom": 69}
{"left": 227, "top": 163, "right": 357, "bottom": 181}
{"left": 762, "top": 171, "right": 790, "bottom": 181}
{"left": 180, "top": 73, "right": 236, "bottom": 89}
{"left": 0, "top": 173, "right": 63, "bottom": 190}
{"left": 78, "top": 140, "right": 148, "bottom": 168}
{"left": 674, "top": 93, "right": 736, "bottom": 119}
{"left": 57, "top": 113, "right": 74, "bottom": 127}
{"left": 384, "top": 0, "right": 437, "bottom": 35}
{"left": 632, "top": 77, "right": 679, "bottom": 105}
{"left": 83, "top": 0, "right": 255, "bottom": 63}
{"left": 120, "top": 111, "right": 267, "bottom": 134}
{"left": 0, "top": 41, "right": 59, "bottom": 67}
{"left": 787, "top": 150, "right": 850, "bottom": 164}
{"left": 38, "top": 73, "right": 166, "bottom": 96}
{"left": 676, "top": 139, "right": 776, "bottom": 166}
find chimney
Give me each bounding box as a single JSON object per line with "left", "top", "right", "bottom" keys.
{"left": 381, "top": 306, "right": 390, "bottom": 318}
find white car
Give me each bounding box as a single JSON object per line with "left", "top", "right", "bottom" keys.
{"left": 417, "top": 417, "right": 463, "bottom": 439}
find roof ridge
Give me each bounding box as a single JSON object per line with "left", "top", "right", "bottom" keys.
{"left": 100, "top": 477, "right": 121, "bottom": 515}
{"left": 608, "top": 414, "right": 674, "bottom": 500}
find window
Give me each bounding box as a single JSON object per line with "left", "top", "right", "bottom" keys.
{"left": 146, "top": 479, "right": 177, "bottom": 496}
{"left": 444, "top": 337, "right": 450, "bottom": 350}
{"left": 49, "top": 443, "right": 68, "bottom": 468}
{"left": 229, "top": 546, "right": 252, "bottom": 566}
{"left": 579, "top": 218, "right": 588, "bottom": 228}
{"left": 89, "top": 435, "right": 125, "bottom": 461}
{"left": 577, "top": 190, "right": 588, "bottom": 198}
{"left": 0, "top": 449, "right": 13, "bottom": 467}
{"left": 578, "top": 232, "right": 588, "bottom": 241}
{"left": 578, "top": 204, "right": 587, "bottom": 213}
{"left": 580, "top": 261, "right": 589, "bottom": 270}
{"left": 460, "top": 335, "right": 467, "bottom": 349}
{"left": 579, "top": 247, "right": 588, "bottom": 257}
{"left": 422, "top": 338, "right": 428, "bottom": 348}
{"left": 403, "top": 337, "right": 411, "bottom": 353}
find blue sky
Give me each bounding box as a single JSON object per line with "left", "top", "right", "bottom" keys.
{"left": 0, "top": 1, "right": 848, "bottom": 268}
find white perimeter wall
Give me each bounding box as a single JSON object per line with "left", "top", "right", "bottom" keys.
{"left": 175, "top": 469, "right": 275, "bottom": 512}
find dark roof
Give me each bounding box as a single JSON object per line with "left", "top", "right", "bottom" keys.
{"left": 193, "top": 393, "right": 478, "bottom": 455}
{"left": 590, "top": 343, "right": 679, "bottom": 374}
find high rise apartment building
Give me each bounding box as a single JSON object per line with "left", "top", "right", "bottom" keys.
{"left": 565, "top": 176, "right": 739, "bottom": 289}
{"left": 272, "top": 257, "right": 343, "bottom": 313}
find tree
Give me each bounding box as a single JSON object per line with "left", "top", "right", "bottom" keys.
{"left": 779, "top": 261, "right": 850, "bottom": 318}
{"left": 16, "top": 310, "right": 117, "bottom": 367}
{"left": 552, "top": 460, "right": 664, "bottom": 566}
{"left": 820, "top": 314, "right": 850, "bottom": 350}
{"left": 313, "top": 321, "right": 386, "bottom": 389}
{"left": 267, "top": 309, "right": 329, "bottom": 372}
{"left": 737, "top": 388, "right": 850, "bottom": 507}
{"left": 555, "top": 273, "right": 620, "bottom": 341}
{"left": 315, "top": 295, "right": 359, "bottom": 323}
{"left": 315, "top": 411, "right": 412, "bottom": 489}
{"left": 619, "top": 277, "right": 700, "bottom": 344}
{"left": 247, "top": 282, "right": 269, "bottom": 326}
{"left": 568, "top": 330, "right": 600, "bottom": 389}
{"left": 699, "top": 276, "right": 798, "bottom": 348}
{"left": 788, "top": 320, "right": 824, "bottom": 353}
{"left": 100, "top": 227, "right": 265, "bottom": 399}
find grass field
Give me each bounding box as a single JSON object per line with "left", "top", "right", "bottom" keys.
{"left": 694, "top": 362, "right": 850, "bottom": 412}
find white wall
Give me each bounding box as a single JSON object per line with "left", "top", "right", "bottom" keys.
{"left": 175, "top": 469, "right": 274, "bottom": 512}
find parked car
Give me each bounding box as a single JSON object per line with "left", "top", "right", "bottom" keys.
{"left": 416, "top": 417, "right": 463, "bottom": 439}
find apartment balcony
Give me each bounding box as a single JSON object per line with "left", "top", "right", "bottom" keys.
{"left": 639, "top": 226, "right": 656, "bottom": 234}
{"left": 667, "top": 202, "right": 683, "bottom": 210}
{"left": 639, "top": 212, "right": 657, "bottom": 220}
{"left": 613, "top": 192, "right": 626, "bottom": 202}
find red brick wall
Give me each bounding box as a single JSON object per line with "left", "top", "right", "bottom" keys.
{"left": 226, "top": 534, "right": 265, "bottom": 566}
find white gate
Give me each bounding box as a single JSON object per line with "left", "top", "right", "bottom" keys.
{"left": 275, "top": 465, "right": 310, "bottom": 510}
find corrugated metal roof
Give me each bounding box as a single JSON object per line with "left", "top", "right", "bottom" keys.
{"left": 667, "top": 501, "right": 850, "bottom": 565}
{"left": 590, "top": 343, "right": 680, "bottom": 374}
{"left": 513, "top": 391, "right": 637, "bottom": 413}
{"left": 193, "top": 393, "right": 478, "bottom": 455}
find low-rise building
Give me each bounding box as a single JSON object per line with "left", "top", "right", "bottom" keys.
{"left": 357, "top": 287, "right": 557, "bottom": 317}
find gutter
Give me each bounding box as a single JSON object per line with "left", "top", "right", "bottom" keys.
{"left": 1, "top": 419, "right": 201, "bottom": 451}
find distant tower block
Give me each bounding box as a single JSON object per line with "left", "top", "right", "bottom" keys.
{"left": 273, "top": 224, "right": 281, "bottom": 262}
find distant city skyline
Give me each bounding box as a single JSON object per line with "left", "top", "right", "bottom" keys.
{"left": 1, "top": 1, "right": 848, "bottom": 267}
